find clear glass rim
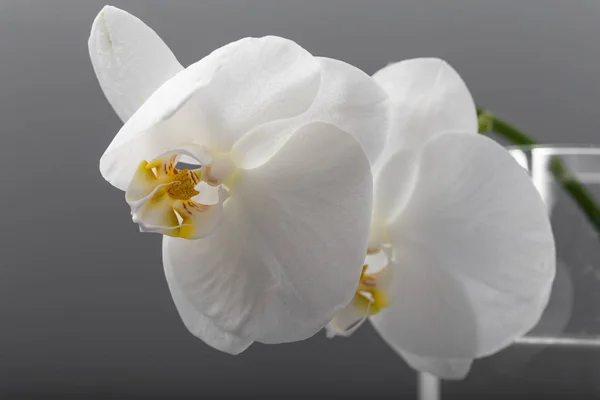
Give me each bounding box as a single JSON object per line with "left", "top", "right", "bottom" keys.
{"left": 506, "top": 144, "right": 600, "bottom": 156}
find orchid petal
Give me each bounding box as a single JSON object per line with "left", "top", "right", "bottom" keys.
{"left": 372, "top": 149, "right": 419, "bottom": 225}
{"left": 371, "top": 132, "right": 555, "bottom": 359}
{"left": 372, "top": 58, "right": 477, "bottom": 163}
{"left": 164, "top": 249, "right": 253, "bottom": 354}
{"left": 163, "top": 121, "right": 373, "bottom": 344}
{"left": 88, "top": 6, "right": 183, "bottom": 122}
{"left": 232, "top": 57, "right": 389, "bottom": 168}
{"left": 399, "top": 350, "right": 472, "bottom": 380}
{"left": 100, "top": 36, "right": 321, "bottom": 190}
{"left": 189, "top": 36, "right": 322, "bottom": 152}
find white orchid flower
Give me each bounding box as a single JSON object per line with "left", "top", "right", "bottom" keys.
{"left": 89, "top": 6, "right": 390, "bottom": 354}
{"left": 326, "top": 58, "right": 556, "bottom": 379}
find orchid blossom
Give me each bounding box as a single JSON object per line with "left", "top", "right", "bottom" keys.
{"left": 89, "top": 6, "right": 390, "bottom": 354}
{"left": 326, "top": 59, "right": 556, "bottom": 379}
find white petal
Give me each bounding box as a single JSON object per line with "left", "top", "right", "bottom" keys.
{"left": 89, "top": 6, "right": 183, "bottom": 122}
{"left": 232, "top": 57, "right": 389, "bottom": 169}
{"left": 163, "top": 200, "right": 271, "bottom": 340}
{"left": 164, "top": 248, "right": 253, "bottom": 354}
{"left": 399, "top": 349, "right": 472, "bottom": 380}
{"left": 99, "top": 67, "right": 212, "bottom": 191}
{"left": 371, "top": 133, "right": 555, "bottom": 359}
{"left": 372, "top": 58, "right": 477, "bottom": 163}
{"left": 163, "top": 121, "right": 373, "bottom": 343}
{"left": 372, "top": 149, "right": 419, "bottom": 224}
{"left": 190, "top": 36, "right": 322, "bottom": 152}
{"left": 314, "top": 58, "right": 389, "bottom": 165}
{"left": 100, "top": 36, "right": 321, "bottom": 190}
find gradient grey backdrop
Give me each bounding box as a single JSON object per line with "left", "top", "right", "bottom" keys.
{"left": 3, "top": 0, "right": 600, "bottom": 398}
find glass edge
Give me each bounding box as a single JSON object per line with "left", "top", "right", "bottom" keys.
{"left": 506, "top": 144, "right": 600, "bottom": 156}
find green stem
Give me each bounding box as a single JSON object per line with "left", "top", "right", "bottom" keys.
{"left": 477, "top": 108, "right": 600, "bottom": 235}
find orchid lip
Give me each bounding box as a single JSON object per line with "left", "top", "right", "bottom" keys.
{"left": 325, "top": 252, "right": 392, "bottom": 339}
{"left": 124, "top": 150, "right": 230, "bottom": 240}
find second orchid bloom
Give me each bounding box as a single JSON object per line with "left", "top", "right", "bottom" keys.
{"left": 326, "top": 59, "right": 555, "bottom": 378}
{"left": 89, "top": 5, "right": 555, "bottom": 379}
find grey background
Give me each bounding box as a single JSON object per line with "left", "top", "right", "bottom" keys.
{"left": 2, "top": 0, "right": 600, "bottom": 398}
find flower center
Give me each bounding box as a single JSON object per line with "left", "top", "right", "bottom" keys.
{"left": 125, "top": 151, "right": 230, "bottom": 240}
{"left": 202, "top": 153, "right": 237, "bottom": 187}
{"left": 353, "top": 263, "right": 391, "bottom": 315}
{"left": 167, "top": 169, "right": 200, "bottom": 200}
{"left": 324, "top": 254, "right": 392, "bottom": 338}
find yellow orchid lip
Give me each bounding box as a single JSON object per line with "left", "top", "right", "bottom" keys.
{"left": 324, "top": 258, "right": 392, "bottom": 339}
{"left": 126, "top": 152, "right": 226, "bottom": 240}
{"left": 353, "top": 264, "right": 391, "bottom": 316}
